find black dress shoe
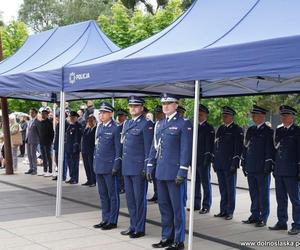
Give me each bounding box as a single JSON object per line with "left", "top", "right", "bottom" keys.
{"left": 255, "top": 220, "right": 266, "bottom": 227}
{"left": 187, "top": 207, "right": 200, "bottom": 212}
{"left": 214, "top": 212, "right": 226, "bottom": 218}
{"left": 89, "top": 183, "right": 96, "bottom": 187}
{"left": 81, "top": 182, "right": 90, "bottom": 186}
{"left": 152, "top": 239, "right": 173, "bottom": 248}
{"left": 101, "top": 223, "right": 117, "bottom": 230}
{"left": 199, "top": 208, "right": 210, "bottom": 214}
{"left": 268, "top": 224, "right": 287, "bottom": 230}
{"left": 129, "top": 231, "right": 145, "bottom": 238}
{"left": 147, "top": 196, "right": 158, "bottom": 202}
{"left": 25, "top": 170, "right": 33, "bottom": 174}
{"left": 52, "top": 176, "right": 58, "bottom": 181}
{"left": 242, "top": 217, "right": 259, "bottom": 224}
{"left": 93, "top": 221, "right": 107, "bottom": 229}
{"left": 288, "top": 227, "right": 300, "bottom": 235}
{"left": 225, "top": 214, "right": 233, "bottom": 220}
{"left": 120, "top": 229, "right": 134, "bottom": 236}
{"left": 69, "top": 180, "right": 78, "bottom": 184}
{"left": 165, "top": 242, "right": 184, "bottom": 250}
{"left": 31, "top": 171, "right": 37, "bottom": 175}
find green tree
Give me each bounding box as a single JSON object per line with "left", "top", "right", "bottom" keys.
{"left": 98, "top": 0, "right": 182, "bottom": 48}
{"left": 19, "top": 0, "right": 114, "bottom": 32}
{"left": 182, "top": 96, "right": 259, "bottom": 127}
{"left": 59, "top": 0, "right": 114, "bottom": 26}
{"left": 1, "top": 21, "right": 28, "bottom": 58}
{"left": 18, "top": 0, "right": 63, "bottom": 32}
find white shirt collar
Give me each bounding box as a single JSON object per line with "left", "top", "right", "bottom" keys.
{"left": 166, "top": 112, "right": 177, "bottom": 121}
{"left": 284, "top": 123, "right": 293, "bottom": 129}
{"left": 133, "top": 114, "right": 143, "bottom": 122}
{"left": 103, "top": 119, "right": 112, "bottom": 127}
{"left": 225, "top": 121, "right": 233, "bottom": 127}
{"left": 199, "top": 120, "right": 207, "bottom": 126}
{"left": 256, "top": 122, "right": 265, "bottom": 129}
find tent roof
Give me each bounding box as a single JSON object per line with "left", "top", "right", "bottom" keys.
{"left": 0, "top": 20, "right": 121, "bottom": 100}
{"left": 64, "top": 0, "right": 300, "bottom": 97}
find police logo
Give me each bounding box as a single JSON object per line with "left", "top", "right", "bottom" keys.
{"left": 69, "top": 72, "right": 76, "bottom": 84}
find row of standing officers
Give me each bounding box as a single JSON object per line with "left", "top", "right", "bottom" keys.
{"left": 64, "top": 93, "right": 300, "bottom": 250}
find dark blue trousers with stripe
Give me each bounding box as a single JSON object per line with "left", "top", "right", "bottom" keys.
{"left": 216, "top": 170, "right": 236, "bottom": 215}
{"left": 275, "top": 176, "right": 300, "bottom": 229}
{"left": 96, "top": 174, "right": 120, "bottom": 224}
{"left": 124, "top": 175, "right": 148, "bottom": 233}
{"left": 157, "top": 180, "right": 185, "bottom": 243}
{"left": 247, "top": 174, "right": 270, "bottom": 223}
{"left": 195, "top": 165, "right": 212, "bottom": 210}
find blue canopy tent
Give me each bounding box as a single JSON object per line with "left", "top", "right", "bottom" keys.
{"left": 0, "top": 20, "right": 122, "bottom": 101}
{"left": 63, "top": 1, "right": 300, "bottom": 249}
{"left": 64, "top": 0, "right": 300, "bottom": 97}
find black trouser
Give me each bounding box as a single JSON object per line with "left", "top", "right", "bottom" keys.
{"left": 82, "top": 152, "right": 96, "bottom": 184}
{"left": 19, "top": 140, "right": 25, "bottom": 156}
{"left": 40, "top": 144, "right": 52, "bottom": 173}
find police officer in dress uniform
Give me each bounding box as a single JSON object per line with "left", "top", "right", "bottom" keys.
{"left": 148, "top": 105, "right": 165, "bottom": 203}
{"left": 191, "top": 104, "right": 214, "bottom": 214}
{"left": 269, "top": 105, "right": 300, "bottom": 235}
{"left": 213, "top": 106, "right": 243, "bottom": 220}
{"left": 147, "top": 93, "right": 192, "bottom": 250}
{"left": 241, "top": 105, "right": 274, "bottom": 227}
{"left": 115, "top": 109, "right": 129, "bottom": 194}
{"left": 65, "top": 111, "right": 82, "bottom": 184}
{"left": 93, "top": 102, "right": 122, "bottom": 230}
{"left": 120, "top": 96, "right": 154, "bottom": 238}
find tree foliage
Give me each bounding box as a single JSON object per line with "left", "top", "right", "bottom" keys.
{"left": 18, "top": 0, "right": 114, "bottom": 32}
{"left": 182, "top": 96, "right": 259, "bottom": 127}
{"left": 98, "top": 0, "right": 182, "bottom": 48}
{"left": 19, "top": 0, "right": 63, "bottom": 32}
{"left": 1, "top": 21, "right": 28, "bottom": 59}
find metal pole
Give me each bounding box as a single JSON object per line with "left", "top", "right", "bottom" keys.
{"left": 188, "top": 80, "right": 200, "bottom": 250}
{"left": 52, "top": 104, "right": 56, "bottom": 177}
{"left": 55, "top": 91, "right": 65, "bottom": 217}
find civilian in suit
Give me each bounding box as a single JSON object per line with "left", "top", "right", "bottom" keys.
{"left": 25, "top": 108, "right": 40, "bottom": 175}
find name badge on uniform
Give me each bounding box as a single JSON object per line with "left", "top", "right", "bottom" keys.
{"left": 169, "top": 126, "right": 178, "bottom": 130}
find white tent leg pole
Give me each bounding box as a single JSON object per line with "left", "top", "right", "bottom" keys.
{"left": 188, "top": 80, "right": 200, "bottom": 250}
{"left": 52, "top": 104, "right": 56, "bottom": 176}
{"left": 55, "top": 91, "right": 66, "bottom": 217}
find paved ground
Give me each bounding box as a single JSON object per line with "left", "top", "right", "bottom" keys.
{"left": 0, "top": 159, "right": 299, "bottom": 250}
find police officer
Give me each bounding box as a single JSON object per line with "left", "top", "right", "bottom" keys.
{"left": 115, "top": 109, "right": 129, "bottom": 194}
{"left": 148, "top": 105, "right": 165, "bottom": 203}
{"left": 213, "top": 106, "right": 243, "bottom": 220}
{"left": 65, "top": 111, "right": 82, "bottom": 184}
{"left": 147, "top": 93, "right": 192, "bottom": 250}
{"left": 93, "top": 102, "right": 122, "bottom": 230}
{"left": 177, "top": 106, "right": 186, "bottom": 118}
{"left": 269, "top": 105, "right": 300, "bottom": 235}
{"left": 120, "top": 96, "right": 154, "bottom": 238}
{"left": 241, "top": 105, "right": 274, "bottom": 227}
{"left": 192, "top": 104, "right": 214, "bottom": 214}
